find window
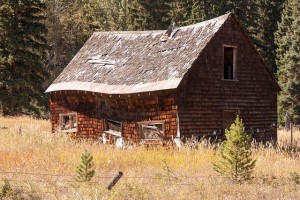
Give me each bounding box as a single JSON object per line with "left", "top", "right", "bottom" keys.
{"left": 59, "top": 113, "right": 77, "bottom": 133}
{"left": 103, "top": 119, "right": 122, "bottom": 137}
{"left": 138, "top": 121, "right": 165, "bottom": 140}
{"left": 223, "top": 46, "right": 236, "bottom": 80}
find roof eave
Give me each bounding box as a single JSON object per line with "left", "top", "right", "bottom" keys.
{"left": 45, "top": 78, "right": 182, "bottom": 95}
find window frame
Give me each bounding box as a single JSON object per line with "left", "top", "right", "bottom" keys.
{"left": 103, "top": 119, "right": 122, "bottom": 137}
{"left": 223, "top": 45, "right": 237, "bottom": 80}
{"left": 59, "top": 113, "right": 78, "bottom": 133}
{"left": 137, "top": 121, "right": 165, "bottom": 140}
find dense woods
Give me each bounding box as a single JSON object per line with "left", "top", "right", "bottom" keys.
{"left": 0, "top": 0, "right": 299, "bottom": 125}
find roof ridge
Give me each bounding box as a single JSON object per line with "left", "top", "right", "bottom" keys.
{"left": 179, "top": 13, "right": 232, "bottom": 30}
{"left": 93, "top": 30, "right": 164, "bottom": 35}
{"left": 93, "top": 13, "right": 232, "bottom": 35}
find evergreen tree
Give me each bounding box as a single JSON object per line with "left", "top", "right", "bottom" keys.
{"left": 0, "top": 0, "right": 49, "bottom": 116}
{"left": 257, "top": 0, "right": 285, "bottom": 73}
{"left": 169, "top": 0, "right": 192, "bottom": 26}
{"left": 200, "top": 1, "right": 279, "bottom": 73}
{"left": 127, "top": 0, "right": 171, "bottom": 31}
{"left": 275, "top": 0, "right": 300, "bottom": 125}
{"left": 190, "top": 0, "right": 208, "bottom": 23}
{"left": 76, "top": 150, "right": 95, "bottom": 182}
{"left": 217, "top": 1, "right": 262, "bottom": 53}
{"left": 213, "top": 116, "right": 256, "bottom": 183}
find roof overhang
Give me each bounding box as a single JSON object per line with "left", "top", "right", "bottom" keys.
{"left": 45, "top": 78, "right": 182, "bottom": 94}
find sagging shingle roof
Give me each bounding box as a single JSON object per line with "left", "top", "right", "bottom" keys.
{"left": 45, "top": 13, "right": 231, "bottom": 94}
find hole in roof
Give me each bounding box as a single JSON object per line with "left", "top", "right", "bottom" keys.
{"left": 88, "top": 55, "right": 115, "bottom": 69}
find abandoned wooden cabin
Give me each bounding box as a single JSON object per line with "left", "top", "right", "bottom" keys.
{"left": 46, "top": 13, "right": 280, "bottom": 144}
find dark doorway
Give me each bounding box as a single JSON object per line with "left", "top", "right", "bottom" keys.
{"left": 222, "top": 110, "right": 236, "bottom": 134}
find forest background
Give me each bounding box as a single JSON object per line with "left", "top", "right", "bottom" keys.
{"left": 0, "top": 0, "right": 299, "bottom": 126}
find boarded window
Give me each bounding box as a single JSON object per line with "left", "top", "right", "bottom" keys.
{"left": 138, "top": 121, "right": 165, "bottom": 140}
{"left": 222, "top": 110, "right": 236, "bottom": 134}
{"left": 59, "top": 113, "right": 77, "bottom": 133}
{"left": 224, "top": 46, "right": 236, "bottom": 80}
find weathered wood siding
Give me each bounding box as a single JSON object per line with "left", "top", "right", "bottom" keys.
{"left": 178, "top": 17, "right": 277, "bottom": 141}
{"left": 50, "top": 90, "right": 178, "bottom": 142}
{"left": 50, "top": 92, "right": 102, "bottom": 139}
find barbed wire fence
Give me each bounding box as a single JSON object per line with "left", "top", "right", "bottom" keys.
{"left": 0, "top": 170, "right": 299, "bottom": 199}
{"left": 0, "top": 171, "right": 297, "bottom": 185}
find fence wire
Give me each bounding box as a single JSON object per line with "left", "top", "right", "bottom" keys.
{"left": 0, "top": 170, "right": 295, "bottom": 184}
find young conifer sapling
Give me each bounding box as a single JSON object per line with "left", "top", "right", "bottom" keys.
{"left": 213, "top": 116, "right": 256, "bottom": 183}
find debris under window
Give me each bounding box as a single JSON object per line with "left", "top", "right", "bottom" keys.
{"left": 224, "top": 46, "right": 236, "bottom": 80}
{"left": 138, "top": 121, "right": 165, "bottom": 140}
{"left": 60, "top": 113, "right": 77, "bottom": 133}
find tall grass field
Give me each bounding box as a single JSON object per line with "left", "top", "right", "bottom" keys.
{"left": 0, "top": 116, "right": 299, "bottom": 199}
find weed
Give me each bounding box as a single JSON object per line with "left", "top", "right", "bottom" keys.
{"left": 0, "top": 178, "right": 12, "bottom": 198}
{"left": 289, "top": 171, "right": 300, "bottom": 184}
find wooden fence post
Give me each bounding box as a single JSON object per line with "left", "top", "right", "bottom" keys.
{"left": 106, "top": 172, "right": 123, "bottom": 190}
{"left": 0, "top": 103, "right": 2, "bottom": 116}
{"left": 290, "top": 123, "right": 293, "bottom": 147}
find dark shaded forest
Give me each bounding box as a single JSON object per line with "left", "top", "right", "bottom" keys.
{"left": 0, "top": 0, "right": 299, "bottom": 125}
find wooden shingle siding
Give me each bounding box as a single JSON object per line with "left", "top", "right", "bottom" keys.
{"left": 178, "top": 17, "right": 277, "bottom": 141}
{"left": 50, "top": 90, "right": 178, "bottom": 142}
{"left": 50, "top": 92, "right": 102, "bottom": 139}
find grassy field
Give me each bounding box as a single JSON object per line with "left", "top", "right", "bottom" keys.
{"left": 0, "top": 116, "right": 299, "bottom": 199}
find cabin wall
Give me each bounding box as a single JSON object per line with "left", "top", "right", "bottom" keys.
{"left": 50, "top": 90, "right": 178, "bottom": 143}
{"left": 178, "top": 17, "right": 277, "bottom": 141}
{"left": 50, "top": 92, "right": 103, "bottom": 139}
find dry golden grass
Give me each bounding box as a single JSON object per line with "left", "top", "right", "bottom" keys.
{"left": 0, "top": 116, "right": 299, "bottom": 199}
{"left": 278, "top": 127, "right": 300, "bottom": 148}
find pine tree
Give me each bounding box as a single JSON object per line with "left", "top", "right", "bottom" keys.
{"left": 126, "top": 0, "right": 144, "bottom": 31}
{"left": 76, "top": 150, "right": 95, "bottom": 182}
{"left": 213, "top": 116, "right": 256, "bottom": 183}
{"left": 221, "top": 1, "right": 262, "bottom": 52}
{"left": 257, "top": 0, "right": 285, "bottom": 73}
{"left": 199, "top": 0, "right": 286, "bottom": 74}
{"left": 275, "top": 0, "right": 300, "bottom": 125}
{"left": 0, "top": 0, "right": 49, "bottom": 116}
{"left": 190, "top": 0, "right": 208, "bottom": 23}
{"left": 168, "top": 0, "right": 192, "bottom": 26}
{"left": 127, "top": 0, "right": 171, "bottom": 31}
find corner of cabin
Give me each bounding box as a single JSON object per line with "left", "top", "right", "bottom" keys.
{"left": 177, "top": 13, "right": 278, "bottom": 142}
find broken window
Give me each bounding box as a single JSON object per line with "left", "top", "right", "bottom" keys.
{"left": 59, "top": 113, "right": 77, "bottom": 133}
{"left": 223, "top": 46, "right": 236, "bottom": 80}
{"left": 103, "top": 119, "right": 122, "bottom": 137}
{"left": 138, "top": 121, "right": 165, "bottom": 140}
